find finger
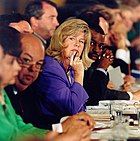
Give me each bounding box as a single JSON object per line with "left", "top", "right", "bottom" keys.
{"left": 75, "top": 112, "right": 95, "bottom": 129}
{"left": 81, "top": 127, "right": 92, "bottom": 138}
{"left": 74, "top": 56, "right": 80, "bottom": 62}
{"left": 45, "top": 131, "right": 59, "bottom": 140}
{"left": 81, "top": 137, "right": 91, "bottom": 141}
{"left": 73, "top": 57, "right": 81, "bottom": 65}
{"left": 81, "top": 135, "right": 91, "bottom": 141}
{"left": 70, "top": 52, "right": 75, "bottom": 65}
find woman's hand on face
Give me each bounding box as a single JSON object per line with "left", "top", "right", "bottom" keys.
{"left": 70, "top": 51, "right": 84, "bottom": 73}
{"left": 70, "top": 56, "right": 84, "bottom": 73}
{"left": 70, "top": 52, "right": 84, "bottom": 85}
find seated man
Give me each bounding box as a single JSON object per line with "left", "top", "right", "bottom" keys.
{"left": 5, "top": 33, "right": 46, "bottom": 127}
{"left": 78, "top": 10, "right": 140, "bottom": 105}
{"left": 0, "top": 26, "right": 48, "bottom": 141}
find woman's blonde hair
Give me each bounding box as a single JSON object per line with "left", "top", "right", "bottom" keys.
{"left": 46, "top": 18, "right": 93, "bottom": 69}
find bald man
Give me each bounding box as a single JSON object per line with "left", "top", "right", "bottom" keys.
{"left": 15, "top": 33, "right": 45, "bottom": 91}
{"left": 5, "top": 33, "right": 46, "bottom": 128}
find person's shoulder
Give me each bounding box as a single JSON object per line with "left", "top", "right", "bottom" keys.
{"left": 4, "top": 85, "right": 17, "bottom": 97}
{"left": 44, "top": 56, "right": 58, "bottom": 65}
{"left": 43, "top": 56, "right": 63, "bottom": 71}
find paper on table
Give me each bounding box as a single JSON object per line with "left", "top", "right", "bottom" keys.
{"left": 94, "top": 122, "right": 107, "bottom": 129}
{"left": 108, "top": 66, "right": 124, "bottom": 90}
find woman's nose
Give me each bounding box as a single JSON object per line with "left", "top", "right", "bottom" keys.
{"left": 74, "top": 40, "right": 80, "bottom": 48}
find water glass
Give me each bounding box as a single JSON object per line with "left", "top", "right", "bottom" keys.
{"left": 112, "top": 115, "right": 129, "bottom": 140}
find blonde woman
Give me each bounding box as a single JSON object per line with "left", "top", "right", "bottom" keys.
{"left": 33, "top": 18, "right": 93, "bottom": 127}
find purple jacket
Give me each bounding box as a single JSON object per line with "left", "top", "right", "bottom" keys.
{"left": 35, "top": 56, "right": 89, "bottom": 125}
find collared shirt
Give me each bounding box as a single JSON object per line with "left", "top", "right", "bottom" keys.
{"left": 116, "top": 49, "right": 131, "bottom": 64}
{"left": 34, "top": 32, "right": 47, "bottom": 45}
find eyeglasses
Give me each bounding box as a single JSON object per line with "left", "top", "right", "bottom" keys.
{"left": 18, "top": 57, "right": 43, "bottom": 72}
{"left": 90, "top": 39, "right": 106, "bottom": 49}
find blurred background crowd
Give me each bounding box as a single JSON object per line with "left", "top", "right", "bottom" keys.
{"left": 0, "top": 0, "right": 140, "bottom": 141}
{"left": 0, "top": 0, "right": 139, "bottom": 74}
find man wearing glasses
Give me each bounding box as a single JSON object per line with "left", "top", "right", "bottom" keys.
{"left": 5, "top": 33, "right": 45, "bottom": 125}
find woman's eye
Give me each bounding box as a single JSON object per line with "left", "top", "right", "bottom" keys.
{"left": 69, "top": 37, "right": 75, "bottom": 41}
{"left": 79, "top": 40, "right": 84, "bottom": 44}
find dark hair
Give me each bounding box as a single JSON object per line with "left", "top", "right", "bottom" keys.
{"left": 0, "top": 26, "right": 22, "bottom": 57}
{"left": 0, "top": 13, "right": 25, "bottom": 26}
{"left": 77, "top": 10, "right": 105, "bottom": 35}
{"left": 88, "top": 5, "right": 115, "bottom": 28}
{"left": 25, "top": 0, "right": 57, "bottom": 22}
{"left": 97, "top": 0, "right": 119, "bottom": 9}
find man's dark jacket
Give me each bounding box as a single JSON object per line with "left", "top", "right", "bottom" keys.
{"left": 84, "top": 62, "right": 130, "bottom": 106}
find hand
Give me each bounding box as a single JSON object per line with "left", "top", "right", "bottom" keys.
{"left": 62, "top": 124, "right": 91, "bottom": 141}
{"left": 9, "top": 21, "right": 33, "bottom": 34}
{"left": 124, "top": 75, "right": 136, "bottom": 85}
{"left": 62, "top": 112, "right": 95, "bottom": 132}
{"left": 70, "top": 52, "right": 84, "bottom": 74}
{"left": 132, "top": 90, "right": 140, "bottom": 100}
{"left": 45, "top": 131, "right": 59, "bottom": 141}
{"left": 70, "top": 52, "right": 84, "bottom": 85}
{"left": 45, "top": 124, "right": 91, "bottom": 141}
{"left": 122, "top": 81, "right": 133, "bottom": 92}
{"left": 121, "top": 75, "right": 136, "bottom": 92}
{"left": 98, "top": 49, "right": 114, "bottom": 70}
{"left": 107, "top": 81, "right": 116, "bottom": 89}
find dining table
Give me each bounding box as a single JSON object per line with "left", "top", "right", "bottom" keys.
{"left": 87, "top": 100, "right": 140, "bottom": 141}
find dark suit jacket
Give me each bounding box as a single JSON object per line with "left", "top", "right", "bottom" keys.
{"left": 84, "top": 63, "right": 130, "bottom": 106}
{"left": 4, "top": 84, "right": 52, "bottom": 130}
{"left": 5, "top": 56, "right": 89, "bottom": 130}
{"left": 112, "top": 58, "right": 129, "bottom": 75}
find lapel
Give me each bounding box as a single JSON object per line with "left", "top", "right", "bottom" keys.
{"left": 60, "top": 62, "right": 74, "bottom": 87}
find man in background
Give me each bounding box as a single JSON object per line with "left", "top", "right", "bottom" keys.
{"left": 24, "top": 0, "right": 59, "bottom": 47}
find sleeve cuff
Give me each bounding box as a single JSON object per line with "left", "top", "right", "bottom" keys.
{"left": 127, "top": 92, "right": 133, "bottom": 100}
{"left": 52, "top": 123, "right": 63, "bottom": 133}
